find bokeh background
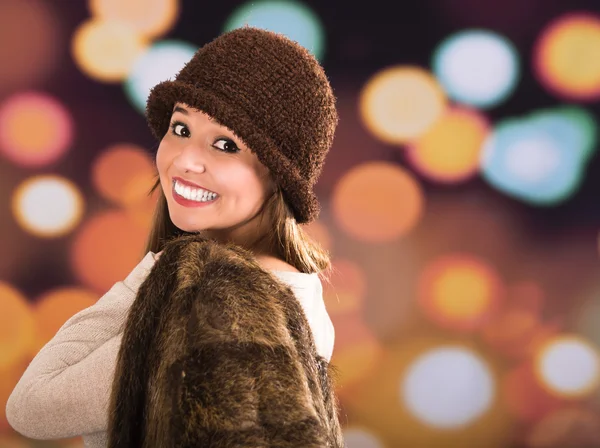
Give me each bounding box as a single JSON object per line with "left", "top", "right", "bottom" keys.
{"left": 1, "top": 0, "right": 600, "bottom": 447}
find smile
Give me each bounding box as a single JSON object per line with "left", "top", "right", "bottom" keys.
{"left": 172, "top": 179, "right": 218, "bottom": 206}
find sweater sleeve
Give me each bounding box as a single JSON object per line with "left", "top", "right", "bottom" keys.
{"left": 5, "top": 252, "right": 156, "bottom": 440}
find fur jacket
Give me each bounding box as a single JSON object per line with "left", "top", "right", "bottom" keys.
{"left": 106, "top": 234, "right": 344, "bottom": 447}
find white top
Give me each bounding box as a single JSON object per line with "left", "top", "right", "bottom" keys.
{"left": 6, "top": 252, "right": 335, "bottom": 447}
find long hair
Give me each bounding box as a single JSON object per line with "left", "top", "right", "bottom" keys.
{"left": 143, "top": 175, "right": 331, "bottom": 275}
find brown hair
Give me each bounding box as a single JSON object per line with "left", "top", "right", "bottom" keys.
{"left": 143, "top": 176, "right": 331, "bottom": 275}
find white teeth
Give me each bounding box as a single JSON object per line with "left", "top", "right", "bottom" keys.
{"left": 173, "top": 180, "right": 217, "bottom": 202}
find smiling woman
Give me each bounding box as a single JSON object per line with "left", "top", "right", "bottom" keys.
{"left": 6, "top": 26, "right": 343, "bottom": 448}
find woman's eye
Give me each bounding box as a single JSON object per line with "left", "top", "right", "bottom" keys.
{"left": 170, "top": 122, "right": 190, "bottom": 137}
{"left": 213, "top": 138, "right": 239, "bottom": 153}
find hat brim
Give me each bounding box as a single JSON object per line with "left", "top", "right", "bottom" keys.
{"left": 145, "top": 80, "right": 319, "bottom": 223}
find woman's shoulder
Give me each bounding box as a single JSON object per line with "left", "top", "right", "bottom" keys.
{"left": 254, "top": 254, "right": 300, "bottom": 273}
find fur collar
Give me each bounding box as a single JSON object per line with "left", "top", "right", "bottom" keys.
{"left": 107, "top": 234, "right": 343, "bottom": 447}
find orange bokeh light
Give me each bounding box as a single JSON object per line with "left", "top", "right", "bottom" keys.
{"left": 30, "top": 288, "right": 99, "bottom": 355}
{"left": 70, "top": 209, "right": 151, "bottom": 292}
{"left": 332, "top": 162, "right": 425, "bottom": 243}
{"left": 0, "top": 283, "right": 35, "bottom": 370}
{"left": 534, "top": 13, "right": 600, "bottom": 100}
{"left": 418, "top": 253, "right": 503, "bottom": 332}
{"left": 92, "top": 143, "right": 156, "bottom": 208}
{"left": 0, "top": 92, "right": 73, "bottom": 167}
{"left": 407, "top": 108, "right": 490, "bottom": 183}
{"left": 323, "top": 259, "right": 367, "bottom": 315}
{"left": 89, "top": 0, "right": 180, "bottom": 38}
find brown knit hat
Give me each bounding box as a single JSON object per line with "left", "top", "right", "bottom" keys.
{"left": 145, "top": 27, "right": 338, "bottom": 224}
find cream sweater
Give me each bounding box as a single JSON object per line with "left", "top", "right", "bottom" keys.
{"left": 6, "top": 252, "right": 335, "bottom": 447}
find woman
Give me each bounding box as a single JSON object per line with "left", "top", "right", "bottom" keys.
{"left": 7, "top": 27, "right": 343, "bottom": 447}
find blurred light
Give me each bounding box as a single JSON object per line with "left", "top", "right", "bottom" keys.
{"left": 534, "top": 13, "right": 600, "bottom": 100}
{"left": 535, "top": 335, "right": 600, "bottom": 398}
{"left": 302, "top": 220, "right": 333, "bottom": 252}
{"left": 72, "top": 18, "right": 148, "bottom": 83}
{"left": 0, "top": 0, "right": 60, "bottom": 94}
{"left": 503, "top": 362, "right": 564, "bottom": 423}
{"left": 418, "top": 254, "right": 502, "bottom": 332}
{"left": 407, "top": 108, "right": 490, "bottom": 183}
{"left": 224, "top": 0, "right": 324, "bottom": 60}
{"left": 71, "top": 210, "right": 150, "bottom": 292}
{"left": 526, "top": 408, "right": 600, "bottom": 448}
{"left": 332, "top": 162, "right": 425, "bottom": 243}
{"left": 89, "top": 0, "right": 180, "bottom": 39}
{"left": 0, "top": 282, "right": 35, "bottom": 370}
{"left": 0, "top": 92, "right": 73, "bottom": 167}
{"left": 0, "top": 434, "right": 29, "bottom": 447}
{"left": 401, "top": 346, "right": 494, "bottom": 429}
{"left": 360, "top": 66, "right": 447, "bottom": 144}
{"left": 92, "top": 143, "right": 155, "bottom": 207}
{"left": 31, "top": 288, "right": 98, "bottom": 355}
{"left": 343, "top": 428, "right": 384, "bottom": 448}
{"left": 331, "top": 313, "right": 384, "bottom": 393}
{"left": 530, "top": 106, "right": 598, "bottom": 162}
{"left": 12, "top": 175, "right": 84, "bottom": 238}
{"left": 323, "top": 259, "right": 367, "bottom": 315}
{"left": 124, "top": 39, "right": 197, "bottom": 113}
{"left": 481, "top": 116, "right": 585, "bottom": 206}
{"left": 481, "top": 307, "right": 541, "bottom": 359}
{"left": 432, "top": 29, "right": 520, "bottom": 108}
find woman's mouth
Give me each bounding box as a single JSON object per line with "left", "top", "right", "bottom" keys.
{"left": 172, "top": 179, "right": 219, "bottom": 207}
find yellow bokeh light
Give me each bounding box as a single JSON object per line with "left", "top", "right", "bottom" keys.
{"left": 31, "top": 287, "right": 98, "bottom": 355}
{"left": 0, "top": 282, "right": 35, "bottom": 370}
{"left": 418, "top": 254, "right": 502, "bottom": 332}
{"left": 332, "top": 162, "right": 425, "bottom": 243}
{"left": 535, "top": 13, "right": 600, "bottom": 100}
{"left": 92, "top": 143, "right": 156, "bottom": 208}
{"left": 72, "top": 18, "right": 148, "bottom": 83}
{"left": 71, "top": 209, "right": 151, "bottom": 292}
{"left": 535, "top": 335, "right": 600, "bottom": 398}
{"left": 360, "top": 66, "right": 447, "bottom": 144}
{"left": 407, "top": 108, "right": 490, "bottom": 183}
{"left": 89, "top": 0, "right": 180, "bottom": 39}
{"left": 12, "top": 175, "right": 84, "bottom": 238}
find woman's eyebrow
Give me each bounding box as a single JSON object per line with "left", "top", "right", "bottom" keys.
{"left": 172, "top": 106, "right": 188, "bottom": 115}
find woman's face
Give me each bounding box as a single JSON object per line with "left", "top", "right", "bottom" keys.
{"left": 156, "top": 103, "right": 273, "bottom": 240}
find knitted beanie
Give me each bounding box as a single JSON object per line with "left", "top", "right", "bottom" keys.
{"left": 145, "top": 27, "right": 338, "bottom": 224}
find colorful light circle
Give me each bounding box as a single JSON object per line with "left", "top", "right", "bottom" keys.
{"left": 89, "top": 0, "right": 180, "bottom": 38}
{"left": 401, "top": 346, "right": 495, "bottom": 429}
{"left": 418, "top": 253, "right": 502, "bottom": 332}
{"left": 360, "top": 66, "right": 447, "bottom": 144}
{"left": 332, "top": 162, "right": 425, "bottom": 243}
{"left": 535, "top": 335, "right": 600, "bottom": 398}
{"left": 0, "top": 282, "right": 35, "bottom": 370}
{"left": 407, "top": 107, "right": 490, "bottom": 183}
{"left": 343, "top": 428, "right": 384, "bottom": 448}
{"left": 534, "top": 13, "right": 600, "bottom": 100}
{"left": 124, "top": 39, "right": 197, "bottom": 114}
{"left": 0, "top": 92, "right": 73, "bottom": 167}
{"left": 72, "top": 18, "right": 148, "bottom": 83}
{"left": 92, "top": 143, "right": 156, "bottom": 207}
{"left": 12, "top": 175, "right": 84, "bottom": 238}
{"left": 481, "top": 117, "right": 585, "bottom": 205}
{"left": 432, "top": 29, "right": 520, "bottom": 108}
{"left": 224, "top": 0, "right": 325, "bottom": 60}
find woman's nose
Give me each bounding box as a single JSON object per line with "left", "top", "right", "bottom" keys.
{"left": 172, "top": 144, "right": 206, "bottom": 173}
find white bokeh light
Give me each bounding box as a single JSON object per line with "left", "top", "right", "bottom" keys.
{"left": 343, "top": 428, "right": 383, "bottom": 448}
{"left": 12, "top": 175, "right": 84, "bottom": 237}
{"left": 124, "top": 40, "right": 197, "bottom": 113}
{"left": 537, "top": 336, "right": 600, "bottom": 397}
{"left": 433, "top": 30, "right": 519, "bottom": 108}
{"left": 401, "top": 346, "right": 494, "bottom": 429}
{"left": 504, "top": 137, "right": 561, "bottom": 184}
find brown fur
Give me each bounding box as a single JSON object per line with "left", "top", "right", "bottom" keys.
{"left": 107, "top": 234, "right": 344, "bottom": 447}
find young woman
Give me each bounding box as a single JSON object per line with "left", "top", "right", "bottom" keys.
{"left": 7, "top": 27, "right": 343, "bottom": 447}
